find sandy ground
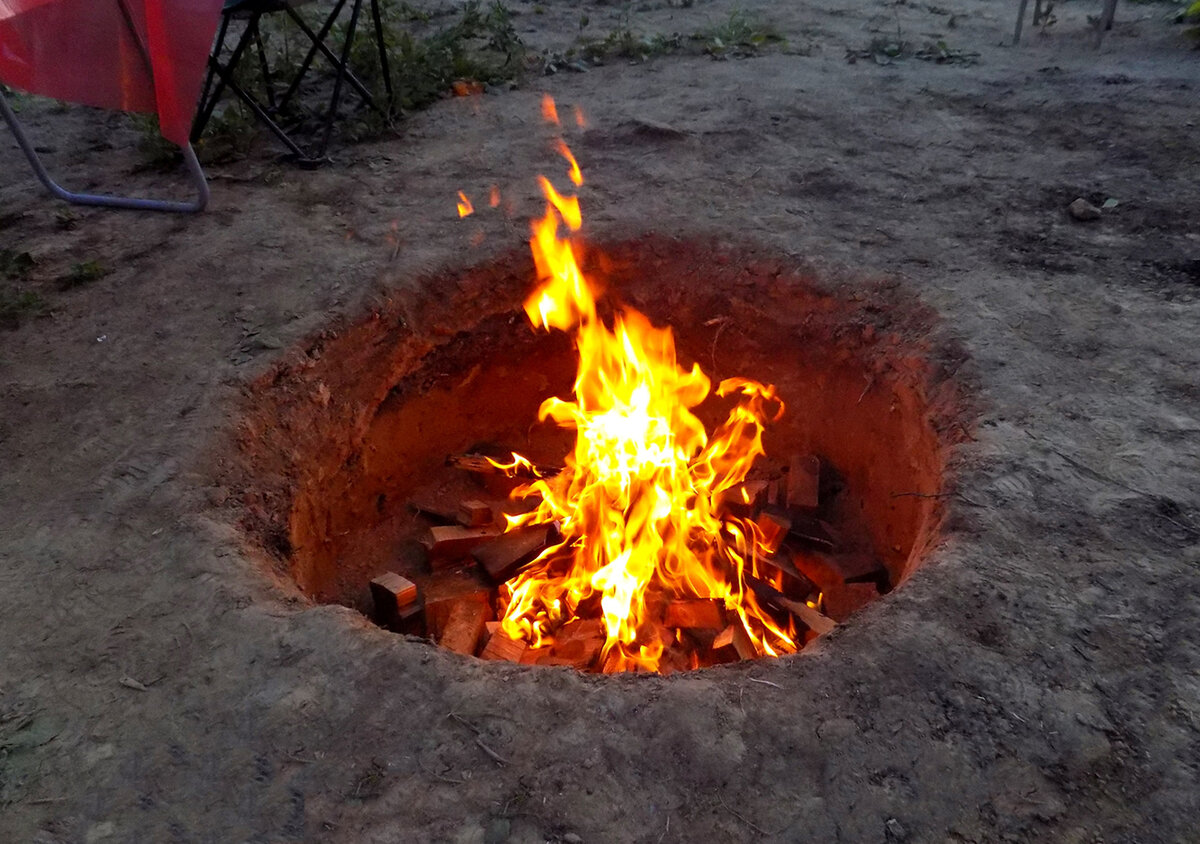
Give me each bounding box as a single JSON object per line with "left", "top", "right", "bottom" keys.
{"left": 2, "top": 0, "right": 1200, "bottom": 841}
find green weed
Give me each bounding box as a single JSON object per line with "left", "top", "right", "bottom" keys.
{"left": 58, "top": 260, "right": 108, "bottom": 289}
{"left": 0, "top": 287, "right": 46, "bottom": 329}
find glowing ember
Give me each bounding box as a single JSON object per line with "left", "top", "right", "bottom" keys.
{"left": 480, "top": 99, "right": 798, "bottom": 673}
{"left": 457, "top": 191, "right": 474, "bottom": 218}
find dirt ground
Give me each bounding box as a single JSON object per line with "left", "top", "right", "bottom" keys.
{"left": 3, "top": 0, "right": 1200, "bottom": 841}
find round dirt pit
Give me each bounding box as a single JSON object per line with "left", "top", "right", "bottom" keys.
{"left": 227, "top": 235, "right": 967, "bottom": 673}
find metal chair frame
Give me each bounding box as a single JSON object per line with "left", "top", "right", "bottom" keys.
{"left": 191, "top": 0, "right": 392, "bottom": 165}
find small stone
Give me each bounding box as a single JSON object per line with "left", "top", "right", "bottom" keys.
{"left": 885, "top": 818, "right": 908, "bottom": 841}
{"left": 564, "top": 835, "right": 583, "bottom": 844}
{"left": 1068, "top": 198, "right": 1102, "bottom": 221}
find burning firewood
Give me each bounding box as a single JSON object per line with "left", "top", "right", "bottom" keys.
{"left": 791, "top": 550, "right": 886, "bottom": 592}
{"left": 471, "top": 525, "right": 552, "bottom": 583}
{"left": 745, "top": 574, "right": 836, "bottom": 636}
{"left": 446, "top": 452, "right": 561, "bottom": 479}
{"left": 663, "top": 599, "right": 726, "bottom": 631}
{"left": 424, "top": 575, "right": 492, "bottom": 639}
{"left": 439, "top": 600, "right": 490, "bottom": 655}
{"left": 755, "top": 511, "right": 791, "bottom": 553}
{"left": 480, "top": 630, "right": 528, "bottom": 662}
{"left": 785, "top": 513, "right": 837, "bottom": 551}
{"left": 714, "top": 479, "right": 769, "bottom": 519}
{"left": 786, "top": 455, "right": 821, "bottom": 511}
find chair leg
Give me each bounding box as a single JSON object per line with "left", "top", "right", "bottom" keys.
{"left": 192, "top": 13, "right": 260, "bottom": 142}
{"left": 315, "top": 0, "right": 367, "bottom": 160}
{"left": 278, "top": 2, "right": 381, "bottom": 114}
{"left": 370, "top": 0, "right": 394, "bottom": 113}
{"left": 1096, "top": 0, "right": 1119, "bottom": 46}
{"left": 200, "top": 58, "right": 309, "bottom": 160}
{"left": 1014, "top": 0, "right": 1031, "bottom": 44}
{"left": 253, "top": 25, "right": 277, "bottom": 112}
{"left": 278, "top": 0, "right": 349, "bottom": 109}
{"left": 192, "top": 13, "right": 233, "bottom": 142}
{"left": 1, "top": 88, "right": 209, "bottom": 213}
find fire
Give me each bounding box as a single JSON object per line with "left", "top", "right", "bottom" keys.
{"left": 457, "top": 191, "right": 474, "bottom": 217}
{"left": 492, "top": 100, "right": 798, "bottom": 672}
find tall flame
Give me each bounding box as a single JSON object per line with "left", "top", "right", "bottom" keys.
{"left": 496, "top": 102, "right": 796, "bottom": 672}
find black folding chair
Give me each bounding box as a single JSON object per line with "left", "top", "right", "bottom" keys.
{"left": 191, "top": 0, "right": 392, "bottom": 164}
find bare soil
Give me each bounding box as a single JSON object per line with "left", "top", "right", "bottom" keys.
{"left": 2, "top": 0, "right": 1199, "bottom": 842}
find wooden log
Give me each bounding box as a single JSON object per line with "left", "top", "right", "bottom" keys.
{"left": 715, "top": 479, "right": 769, "bottom": 519}
{"left": 786, "top": 455, "right": 821, "bottom": 511}
{"left": 457, "top": 499, "right": 494, "bottom": 528}
{"left": 369, "top": 571, "right": 418, "bottom": 616}
{"left": 785, "top": 513, "right": 836, "bottom": 551}
{"left": 447, "top": 452, "right": 560, "bottom": 479}
{"left": 664, "top": 599, "right": 726, "bottom": 631}
{"left": 758, "top": 552, "right": 819, "bottom": 603}
{"left": 744, "top": 574, "right": 836, "bottom": 635}
{"left": 480, "top": 630, "right": 528, "bottom": 662}
{"left": 424, "top": 525, "right": 501, "bottom": 566}
{"left": 424, "top": 574, "right": 493, "bottom": 639}
{"left": 732, "top": 623, "right": 758, "bottom": 660}
{"left": 755, "top": 511, "right": 791, "bottom": 552}
{"left": 439, "top": 600, "right": 490, "bottom": 655}
{"left": 472, "top": 525, "right": 551, "bottom": 583}
{"left": 792, "top": 551, "right": 886, "bottom": 592}
{"left": 822, "top": 582, "right": 880, "bottom": 623}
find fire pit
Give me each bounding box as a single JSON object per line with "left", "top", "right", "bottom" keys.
{"left": 229, "top": 230, "right": 961, "bottom": 675}
{"left": 229, "top": 117, "right": 963, "bottom": 675}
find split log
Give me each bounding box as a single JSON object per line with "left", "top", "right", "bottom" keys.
{"left": 471, "top": 525, "right": 552, "bottom": 583}
{"left": 785, "top": 513, "right": 837, "bottom": 551}
{"left": 480, "top": 630, "right": 528, "bottom": 662}
{"left": 786, "top": 455, "right": 821, "bottom": 511}
{"left": 424, "top": 575, "right": 493, "bottom": 639}
{"left": 758, "top": 552, "right": 819, "bottom": 603}
{"left": 792, "top": 550, "right": 885, "bottom": 592}
{"left": 369, "top": 572, "right": 418, "bottom": 614}
{"left": 755, "top": 511, "right": 791, "bottom": 552}
{"left": 712, "top": 623, "right": 757, "bottom": 661}
{"left": 457, "top": 499, "right": 494, "bottom": 528}
{"left": 664, "top": 599, "right": 726, "bottom": 631}
{"left": 439, "top": 600, "right": 490, "bottom": 655}
{"left": 447, "top": 452, "right": 561, "bottom": 479}
{"left": 715, "top": 479, "right": 769, "bottom": 519}
{"left": 424, "top": 525, "right": 501, "bottom": 567}
{"left": 745, "top": 574, "right": 836, "bottom": 635}
{"left": 552, "top": 618, "right": 606, "bottom": 668}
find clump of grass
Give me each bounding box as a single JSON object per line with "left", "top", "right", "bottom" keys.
{"left": 0, "top": 248, "right": 35, "bottom": 280}
{"left": 698, "top": 9, "right": 786, "bottom": 57}
{"left": 0, "top": 287, "right": 47, "bottom": 329}
{"left": 58, "top": 260, "right": 107, "bottom": 289}
{"left": 577, "top": 27, "right": 684, "bottom": 63}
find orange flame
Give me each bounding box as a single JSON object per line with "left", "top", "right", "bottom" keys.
{"left": 496, "top": 100, "right": 796, "bottom": 672}
{"left": 457, "top": 191, "right": 474, "bottom": 217}
{"left": 540, "top": 94, "right": 559, "bottom": 125}
{"left": 489, "top": 185, "right": 502, "bottom": 207}
{"left": 554, "top": 138, "right": 584, "bottom": 186}
{"left": 574, "top": 105, "right": 587, "bottom": 128}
